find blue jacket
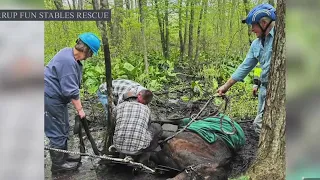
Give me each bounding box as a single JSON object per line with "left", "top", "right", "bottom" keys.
{"left": 232, "top": 27, "right": 275, "bottom": 84}
{"left": 44, "top": 48, "right": 83, "bottom": 103}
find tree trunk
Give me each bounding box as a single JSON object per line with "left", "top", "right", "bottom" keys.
{"left": 103, "top": 0, "right": 113, "bottom": 36}
{"left": 187, "top": 0, "right": 194, "bottom": 63}
{"left": 201, "top": 0, "right": 208, "bottom": 53}
{"left": 138, "top": 0, "right": 149, "bottom": 74}
{"left": 229, "top": 0, "right": 236, "bottom": 34}
{"left": 183, "top": 0, "right": 189, "bottom": 62}
{"left": 53, "top": 0, "right": 63, "bottom": 10}
{"left": 243, "top": 0, "right": 252, "bottom": 45}
{"left": 164, "top": 0, "right": 169, "bottom": 59}
{"left": 73, "top": 0, "right": 77, "bottom": 10}
{"left": 269, "top": 0, "right": 275, "bottom": 6}
{"left": 247, "top": 0, "right": 286, "bottom": 179}
{"left": 66, "top": 0, "right": 72, "bottom": 10}
{"left": 78, "top": 0, "right": 84, "bottom": 10}
{"left": 178, "top": 0, "right": 184, "bottom": 62}
{"left": 92, "top": 0, "right": 114, "bottom": 155}
{"left": 125, "top": 0, "right": 130, "bottom": 9}
{"left": 113, "top": 0, "right": 123, "bottom": 48}
{"left": 154, "top": 0, "right": 166, "bottom": 59}
{"left": 194, "top": 0, "right": 205, "bottom": 63}
{"left": 215, "top": 0, "right": 221, "bottom": 53}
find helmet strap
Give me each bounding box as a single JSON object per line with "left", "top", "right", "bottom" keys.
{"left": 258, "top": 20, "right": 273, "bottom": 47}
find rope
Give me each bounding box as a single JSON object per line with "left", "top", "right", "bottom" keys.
{"left": 161, "top": 95, "right": 215, "bottom": 144}
{"left": 218, "top": 95, "right": 237, "bottom": 135}
{"left": 160, "top": 94, "right": 237, "bottom": 144}
{"left": 44, "top": 146, "right": 155, "bottom": 174}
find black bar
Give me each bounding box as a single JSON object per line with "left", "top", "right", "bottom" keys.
{"left": 0, "top": 10, "right": 111, "bottom": 21}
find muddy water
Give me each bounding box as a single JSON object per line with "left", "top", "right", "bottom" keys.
{"left": 44, "top": 97, "right": 258, "bottom": 180}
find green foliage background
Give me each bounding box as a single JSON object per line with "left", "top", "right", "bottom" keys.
{"left": 44, "top": 0, "right": 263, "bottom": 119}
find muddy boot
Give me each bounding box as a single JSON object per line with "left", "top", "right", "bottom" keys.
{"left": 50, "top": 150, "right": 79, "bottom": 174}
{"left": 64, "top": 152, "right": 81, "bottom": 162}
{"left": 65, "top": 152, "right": 81, "bottom": 162}
{"left": 63, "top": 144, "right": 81, "bottom": 162}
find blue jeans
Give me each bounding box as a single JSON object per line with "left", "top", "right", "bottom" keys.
{"left": 253, "top": 85, "right": 266, "bottom": 133}
{"left": 97, "top": 90, "right": 109, "bottom": 119}
{"left": 44, "top": 95, "right": 69, "bottom": 148}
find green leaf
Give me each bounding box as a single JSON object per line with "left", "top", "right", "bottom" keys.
{"left": 96, "top": 66, "right": 104, "bottom": 74}
{"left": 88, "top": 86, "right": 98, "bottom": 95}
{"left": 123, "top": 62, "right": 135, "bottom": 72}
{"left": 244, "top": 76, "right": 251, "bottom": 83}
{"left": 212, "top": 78, "right": 218, "bottom": 90}
{"left": 181, "top": 96, "right": 190, "bottom": 102}
{"left": 86, "top": 71, "right": 95, "bottom": 77}
{"left": 119, "top": 74, "right": 129, "bottom": 79}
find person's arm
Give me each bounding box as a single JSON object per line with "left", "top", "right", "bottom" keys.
{"left": 223, "top": 78, "right": 237, "bottom": 90}
{"left": 217, "top": 43, "right": 258, "bottom": 95}
{"left": 71, "top": 98, "right": 85, "bottom": 117}
{"left": 58, "top": 61, "right": 85, "bottom": 116}
{"left": 217, "top": 78, "right": 237, "bottom": 95}
{"left": 231, "top": 44, "right": 258, "bottom": 82}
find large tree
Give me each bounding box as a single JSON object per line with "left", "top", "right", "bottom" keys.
{"left": 247, "top": 0, "right": 286, "bottom": 179}
{"left": 92, "top": 0, "right": 114, "bottom": 154}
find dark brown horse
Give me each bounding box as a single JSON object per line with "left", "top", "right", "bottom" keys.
{"left": 155, "top": 131, "right": 234, "bottom": 180}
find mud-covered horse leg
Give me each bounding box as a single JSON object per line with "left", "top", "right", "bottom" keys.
{"left": 168, "top": 162, "right": 229, "bottom": 180}
{"left": 154, "top": 148, "right": 181, "bottom": 170}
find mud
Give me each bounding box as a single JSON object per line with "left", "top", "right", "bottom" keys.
{"left": 44, "top": 95, "right": 258, "bottom": 180}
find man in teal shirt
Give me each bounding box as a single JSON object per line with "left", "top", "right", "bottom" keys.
{"left": 217, "top": 3, "right": 276, "bottom": 134}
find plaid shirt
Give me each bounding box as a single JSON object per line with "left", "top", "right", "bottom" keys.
{"left": 99, "top": 79, "right": 146, "bottom": 105}
{"left": 112, "top": 100, "right": 152, "bottom": 155}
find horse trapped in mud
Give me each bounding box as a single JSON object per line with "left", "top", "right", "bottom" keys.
{"left": 154, "top": 113, "right": 246, "bottom": 180}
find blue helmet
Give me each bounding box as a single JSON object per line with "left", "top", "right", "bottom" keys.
{"left": 78, "top": 32, "right": 101, "bottom": 55}
{"left": 242, "top": 3, "right": 276, "bottom": 25}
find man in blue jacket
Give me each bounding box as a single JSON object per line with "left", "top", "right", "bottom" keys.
{"left": 44, "top": 32, "right": 101, "bottom": 174}
{"left": 217, "top": 4, "right": 276, "bottom": 134}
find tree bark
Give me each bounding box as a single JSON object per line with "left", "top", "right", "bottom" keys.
{"left": 73, "top": 0, "right": 77, "bottom": 10}
{"left": 164, "top": 0, "right": 169, "bottom": 59}
{"left": 201, "top": 0, "right": 208, "bottom": 53}
{"left": 66, "top": 0, "right": 72, "bottom": 10}
{"left": 243, "top": 0, "right": 252, "bottom": 45}
{"left": 78, "top": 0, "right": 84, "bottom": 10}
{"left": 187, "top": 0, "right": 194, "bottom": 63}
{"left": 247, "top": 0, "right": 286, "bottom": 179}
{"left": 178, "top": 0, "right": 184, "bottom": 62}
{"left": 183, "top": 0, "right": 189, "bottom": 62}
{"left": 92, "top": 0, "right": 114, "bottom": 155}
{"left": 113, "top": 0, "right": 123, "bottom": 48}
{"left": 194, "top": 0, "right": 205, "bottom": 63}
{"left": 138, "top": 0, "right": 149, "bottom": 74}
{"left": 53, "top": 0, "right": 63, "bottom": 10}
{"left": 125, "top": 0, "right": 130, "bottom": 9}
{"left": 154, "top": 0, "right": 166, "bottom": 59}
{"left": 269, "top": 0, "right": 275, "bottom": 6}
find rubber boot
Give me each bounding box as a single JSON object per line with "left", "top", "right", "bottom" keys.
{"left": 64, "top": 143, "right": 81, "bottom": 163}
{"left": 50, "top": 150, "right": 79, "bottom": 174}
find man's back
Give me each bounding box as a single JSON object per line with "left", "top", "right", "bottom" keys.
{"left": 44, "top": 48, "right": 83, "bottom": 103}
{"left": 99, "top": 79, "right": 146, "bottom": 105}
{"left": 113, "top": 101, "right": 152, "bottom": 155}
